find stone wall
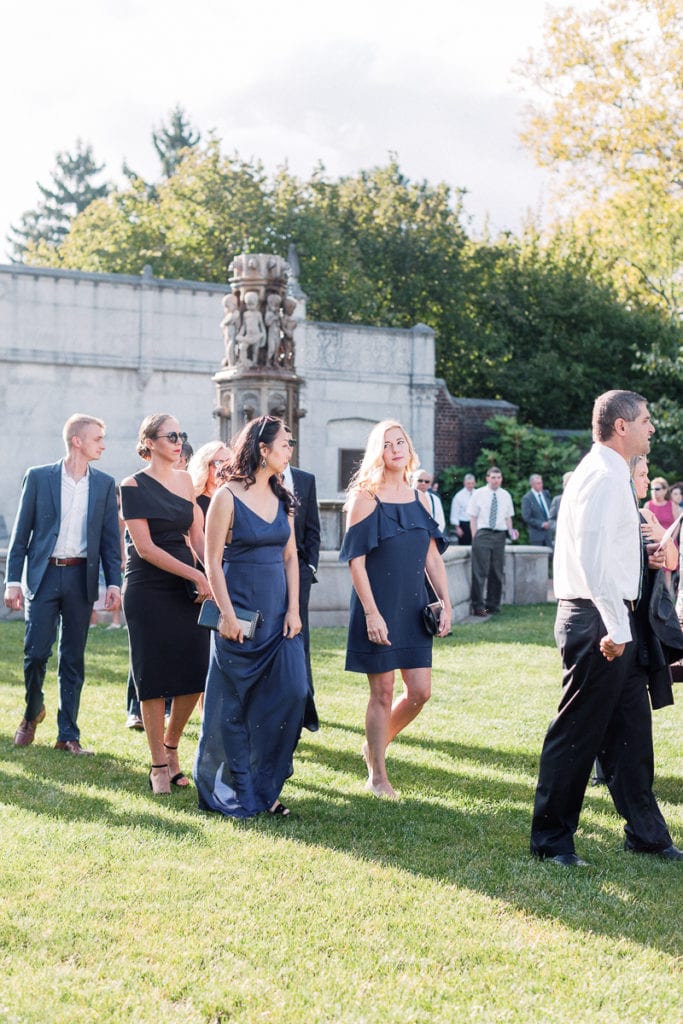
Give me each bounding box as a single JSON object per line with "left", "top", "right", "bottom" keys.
{"left": 0, "top": 263, "right": 436, "bottom": 532}
{"left": 434, "top": 385, "right": 517, "bottom": 473}
{"left": 0, "top": 545, "right": 552, "bottom": 625}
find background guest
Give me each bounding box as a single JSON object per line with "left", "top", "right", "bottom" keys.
{"left": 449, "top": 473, "right": 476, "bottom": 545}
{"left": 468, "top": 467, "right": 517, "bottom": 616}
{"left": 412, "top": 470, "right": 446, "bottom": 531}
{"left": 282, "top": 460, "right": 321, "bottom": 731}
{"left": 188, "top": 440, "right": 233, "bottom": 522}
{"left": 548, "top": 471, "right": 572, "bottom": 545}
{"left": 521, "top": 473, "right": 552, "bottom": 547}
{"left": 645, "top": 477, "right": 675, "bottom": 531}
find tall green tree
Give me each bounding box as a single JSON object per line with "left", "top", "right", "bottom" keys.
{"left": 517, "top": 0, "right": 683, "bottom": 320}
{"left": 8, "top": 140, "right": 110, "bottom": 261}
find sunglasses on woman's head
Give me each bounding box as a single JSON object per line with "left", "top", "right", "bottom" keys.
{"left": 155, "top": 431, "right": 188, "bottom": 444}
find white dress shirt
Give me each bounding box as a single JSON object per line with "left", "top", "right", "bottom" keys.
{"left": 553, "top": 443, "right": 640, "bottom": 644}
{"left": 52, "top": 464, "right": 90, "bottom": 558}
{"left": 426, "top": 491, "right": 446, "bottom": 531}
{"left": 450, "top": 486, "right": 473, "bottom": 525}
{"left": 467, "top": 486, "right": 514, "bottom": 530}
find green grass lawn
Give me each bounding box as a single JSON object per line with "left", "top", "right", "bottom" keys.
{"left": 1, "top": 606, "right": 681, "bottom": 1024}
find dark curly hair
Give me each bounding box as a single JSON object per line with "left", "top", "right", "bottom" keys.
{"left": 220, "top": 415, "right": 297, "bottom": 515}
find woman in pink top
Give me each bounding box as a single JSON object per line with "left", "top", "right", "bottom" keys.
{"left": 645, "top": 477, "right": 675, "bottom": 531}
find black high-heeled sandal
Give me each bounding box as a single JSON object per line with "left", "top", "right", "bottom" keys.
{"left": 267, "top": 801, "right": 291, "bottom": 817}
{"left": 163, "top": 743, "right": 190, "bottom": 787}
{"left": 148, "top": 763, "right": 170, "bottom": 796}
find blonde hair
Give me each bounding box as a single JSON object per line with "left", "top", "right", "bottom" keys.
{"left": 187, "top": 441, "right": 231, "bottom": 496}
{"left": 62, "top": 414, "right": 105, "bottom": 451}
{"left": 346, "top": 419, "right": 419, "bottom": 503}
{"left": 650, "top": 476, "right": 669, "bottom": 498}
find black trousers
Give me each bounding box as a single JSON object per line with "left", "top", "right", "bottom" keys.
{"left": 530, "top": 599, "right": 671, "bottom": 856}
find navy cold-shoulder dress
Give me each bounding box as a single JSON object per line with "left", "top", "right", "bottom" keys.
{"left": 193, "top": 494, "right": 308, "bottom": 817}
{"left": 339, "top": 494, "right": 448, "bottom": 673}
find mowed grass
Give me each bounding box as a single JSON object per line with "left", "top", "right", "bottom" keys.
{"left": 1, "top": 606, "right": 681, "bottom": 1024}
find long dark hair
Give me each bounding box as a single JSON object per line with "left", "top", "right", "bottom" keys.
{"left": 221, "top": 415, "right": 297, "bottom": 514}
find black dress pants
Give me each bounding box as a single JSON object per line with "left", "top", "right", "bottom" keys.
{"left": 530, "top": 599, "right": 671, "bottom": 856}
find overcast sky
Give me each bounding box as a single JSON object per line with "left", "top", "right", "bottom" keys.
{"left": 1, "top": 0, "right": 599, "bottom": 264}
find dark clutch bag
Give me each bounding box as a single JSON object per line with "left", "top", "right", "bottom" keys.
{"left": 197, "top": 598, "right": 263, "bottom": 640}
{"left": 422, "top": 570, "right": 444, "bottom": 636}
{"left": 422, "top": 600, "right": 443, "bottom": 636}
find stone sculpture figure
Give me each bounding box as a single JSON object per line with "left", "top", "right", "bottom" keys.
{"left": 236, "top": 290, "right": 266, "bottom": 366}
{"left": 264, "top": 293, "right": 283, "bottom": 366}
{"left": 281, "top": 297, "right": 297, "bottom": 368}
{"left": 220, "top": 294, "right": 241, "bottom": 367}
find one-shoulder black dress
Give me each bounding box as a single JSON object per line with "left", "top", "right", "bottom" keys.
{"left": 339, "top": 495, "right": 447, "bottom": 673}
{"left": 121, "top": 472, "right": 208, "bottom": 700}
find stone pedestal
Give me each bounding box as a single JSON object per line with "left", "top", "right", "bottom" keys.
{"left": 213, "top": 367, "right": 303, "bottom": 448}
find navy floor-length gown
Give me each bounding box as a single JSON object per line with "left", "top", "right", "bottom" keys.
{"left": 194, "top": 494, "right": 308, "bottom": 817}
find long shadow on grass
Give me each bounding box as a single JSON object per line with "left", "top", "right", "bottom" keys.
{"left": 0, "top": 743, "right": 201, "bottom": 836}
{"left": 279, "top": 734, "right": 683, "bottom": 957}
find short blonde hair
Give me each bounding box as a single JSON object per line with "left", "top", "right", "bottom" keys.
{"left": 62, "top": 414, "right": 105, "bottom": 451}
{"left": 187, "top": 441, "right": 231, "bottom": 496}
{"left": 346, "top": 419, "right": 419, "bottom": 502}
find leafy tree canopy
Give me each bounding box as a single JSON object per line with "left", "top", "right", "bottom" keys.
{"left": 517, "top": 0, "right": 683, "bottom": 319}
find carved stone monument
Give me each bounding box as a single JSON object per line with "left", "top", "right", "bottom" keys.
{"left": 213, "top": 252, "right": 303, "bottom": 445}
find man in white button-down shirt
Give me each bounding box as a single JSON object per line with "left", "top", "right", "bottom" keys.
{"left": 530, "top": 390, "right": 682, "bottom": 865}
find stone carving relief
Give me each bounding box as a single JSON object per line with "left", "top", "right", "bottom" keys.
{"left": 220, "top": 253, "right": 298, "bottom": 370}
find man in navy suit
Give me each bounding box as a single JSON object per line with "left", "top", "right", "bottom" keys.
{"left": 5, "top": 414, "right": 122, "bottom": 753}
{"left": 283, "top": 463, "right": 321, "bottom": 731}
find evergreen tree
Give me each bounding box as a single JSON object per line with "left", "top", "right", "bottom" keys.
{"left": 152, "top": 104, "right": 201, "bottom": 179}
{"left": 8, "top": 140, "right": 110, "bottom": 261}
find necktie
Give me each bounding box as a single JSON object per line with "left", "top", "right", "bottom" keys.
{"left": 489, "top": 492, "right": 498, "bottom": 529}
{"left": 536, "top": 491, "right": 548, "bottom": 518}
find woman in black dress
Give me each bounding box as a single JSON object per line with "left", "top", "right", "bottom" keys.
{"left": 121, "top": 414, "right": 212, "bottom": 795}
{"left": 340, "top": 420, "right": 451, "bottom": 799}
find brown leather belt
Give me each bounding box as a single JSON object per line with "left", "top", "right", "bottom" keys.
{"left": 49, "top": 557, "right": 86, "bottom": 566}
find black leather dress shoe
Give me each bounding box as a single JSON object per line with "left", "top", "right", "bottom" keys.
{"left": 548, "top": 853, "right": 588, "bottom": 867}
{"left": 625, "top": 841, "right": 683, "bottom": 861}
{"left": 532, "top": 850, "right": 588, "bottom": 866}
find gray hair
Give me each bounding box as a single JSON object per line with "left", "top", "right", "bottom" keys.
{"left": 529, "top": 473, "right": 542, "bottom": 486}
{"left": 592, "top": 390, "right": 647, "bottom": 443}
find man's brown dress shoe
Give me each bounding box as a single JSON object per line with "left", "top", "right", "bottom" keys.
{"left": 13, "top": 705, "right": 46, "bottom": 747}
{"left": 54, "top": 740, "right": 94, "bottom": 756}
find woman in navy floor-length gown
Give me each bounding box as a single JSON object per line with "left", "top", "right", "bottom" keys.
{"left": 339, "top": 419, "right": 451, "bottom": 800}
{"left": 193, "top": 415, "right": 309, "bottom": 818}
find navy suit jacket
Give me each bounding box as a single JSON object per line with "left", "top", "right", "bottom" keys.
{"left": 290, "top": 468, "right": 321, "bottom": 584}
{"left": 6, "top": 460, "right": 122, "bottom": 604}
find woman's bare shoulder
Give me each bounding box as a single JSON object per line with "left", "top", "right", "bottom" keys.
{"left": 346, "top": 490, "right": 377, "bottom": 527}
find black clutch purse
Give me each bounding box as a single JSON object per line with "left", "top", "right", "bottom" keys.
{"left": 422, "top": 570, "right": 445, "bottom": 636}
{"left": 422, "top": 601, "right": 443, "bottom": 635}
{"left": 197, "top": 599, "right": 263, "bottom": 639}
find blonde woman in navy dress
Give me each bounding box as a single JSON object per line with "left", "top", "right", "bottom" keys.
{"left": 340, "top": 420, "right": 451, "bottom": 799}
